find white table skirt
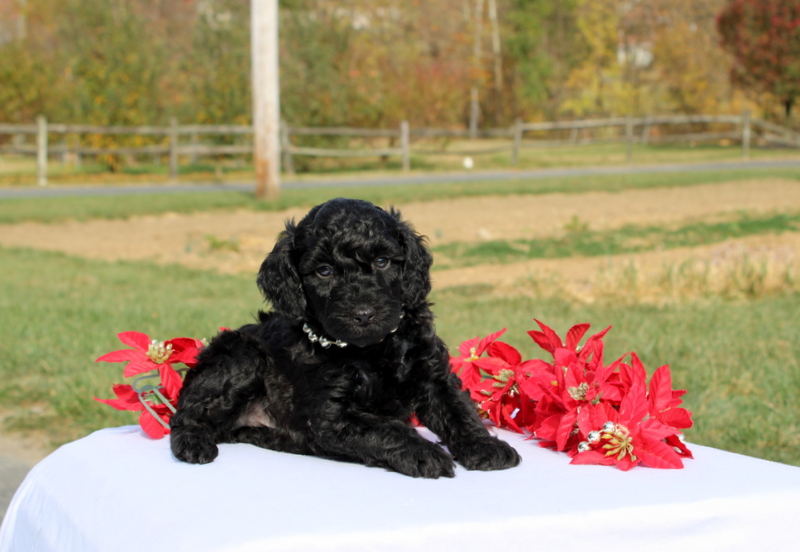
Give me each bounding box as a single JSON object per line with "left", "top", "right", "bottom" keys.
{"left": 1, "top": 425, "right": 799, "bottom": 552}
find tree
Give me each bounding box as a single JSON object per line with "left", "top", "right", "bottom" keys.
{"left": 717, "top": 0, "right": 800, "bottom": 123}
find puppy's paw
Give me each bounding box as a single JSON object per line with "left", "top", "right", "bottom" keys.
{"left": 451, "top": 437, "right": 521, "bottom": 471}
{"left": 389, "top": 441, "right": 455, "bottom": 479}
{"left": 171, "top": 430, "right": 219, "bottom": 464}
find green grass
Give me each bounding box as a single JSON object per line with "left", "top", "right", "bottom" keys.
{"left": 433, "top": 210, "right": 800, "bottom": 268}
{"left": 0, "top": 247, "right": 262, "bottom": 442}
{"left": 2, "top": 246, "right": 799, "bottom": 466}
{"left": 2, "top": 165, "right": 800, "bottom": 224}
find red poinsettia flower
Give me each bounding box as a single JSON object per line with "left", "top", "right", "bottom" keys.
{"left": 570, "top": 367, "right": 687, "bottom": 470}
{"left": 96, "top": 331, "right": 202, "bottom": 376}
{"left": 450, "top": 318, "right": 694, "bottom": 471}
{"left": 468, "top": 340, "right": 540, "bottom": 433}
{"left": 94, "top": 364, "right": 184, "bottom": 439}
{"left": 449, "top": 328, "right": 507, "bottom": 391}
{"left": 518, "top": 321, "right": 617, "bottom": 451}
{"left": 95, "top": 331, "right": 204, "bottom": 439}
{"left": 647, "top": 363, "right": 694, "bottom": 458}
{"left": 527, "top": 319, "right": 592, "bottom": 355}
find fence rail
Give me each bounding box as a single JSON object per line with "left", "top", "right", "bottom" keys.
{"left": 1, "top": 113, "right": 798, "bottom": 186}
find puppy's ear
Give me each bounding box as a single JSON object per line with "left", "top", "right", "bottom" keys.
{"left": 257, "top": 221, "right": 307, "bottom": 323}
{"left": 391, "top": 208, "right": 432, "bottom": 308}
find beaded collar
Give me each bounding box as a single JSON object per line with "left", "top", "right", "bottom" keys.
{"left": 302, "top": 311, "right": 404, "bottom": 349}
{"left": 302, "top": 323, "right": 348, "bottom": 349}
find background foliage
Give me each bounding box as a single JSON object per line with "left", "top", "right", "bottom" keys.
{"left": 0, "top": 0, "right": 795, "bottom": 130}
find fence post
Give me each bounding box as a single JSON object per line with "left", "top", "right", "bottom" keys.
{"left": 512, "top": 118, "right": 522, "bottom": 165}
{"left": 280, "top": 119, "right": 295, "bottom": 175}
{"left": 469, "top": 88, "right": 479, "bottom": 139}
{"left": 169, "top": 117, "right": 179, "bottom": 179}
{"left": 569, "top": 126, "right": 578, "bottom": 144}
{"left": 741, "top": 110, "right": 751, "bottom": 160}
{"left": 400, "top": 120, "right": 410, "bottom": 172}
{"left": 641, "top": 114, "right": 652, "bottom": 145}
{"left": 36, "top": 115, "right": 48, "bottom": 186}
{"left": 625, "top": 114, "right": 634, "bottom": 162}
{"left": 189, "top": 132, "right": 199, "bottom": 165}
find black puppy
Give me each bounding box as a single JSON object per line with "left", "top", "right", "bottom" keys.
{"left": 170, "top": 198, "right": 520, "bottom": 478}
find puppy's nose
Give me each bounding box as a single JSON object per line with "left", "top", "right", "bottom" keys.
{"left": 352, "top": 307, "right": 376, "bottom": 326}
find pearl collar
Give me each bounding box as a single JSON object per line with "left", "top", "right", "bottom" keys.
{"left": 302, "top": 311, "right": 404, "bottom": 349}
{"left": 302, "top": 323, "right": 348, "bottom": 349}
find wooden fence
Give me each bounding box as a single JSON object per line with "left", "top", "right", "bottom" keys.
{"left": 1, "top": 113, "right": 798, "bottom": 186}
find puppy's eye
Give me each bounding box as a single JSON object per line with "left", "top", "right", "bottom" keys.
{"left": 316, "top": 265, "right": 334, "bottom": 278}
{"left": 374, "top": 257, "right": 391, "bottom": 270}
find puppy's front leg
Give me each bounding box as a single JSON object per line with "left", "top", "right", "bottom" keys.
{"left": 417, "top": 372, "right": 521, "bottom": 472}
{"left": 314, "top": 412, "right": 455, "bottom": 479}
{"left": 170, "top": 330, "right": 269, "bottom": 464}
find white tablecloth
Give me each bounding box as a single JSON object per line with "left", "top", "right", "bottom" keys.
{"left": 1, "top": 425, "right": 799, "bottom": 552}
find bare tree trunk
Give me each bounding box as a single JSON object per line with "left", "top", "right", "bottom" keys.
{"left": 469, "top": 0, "right": 485, "bottom": 138}
{"left": 488, "top": 0, "right": 502, "bottom": 93}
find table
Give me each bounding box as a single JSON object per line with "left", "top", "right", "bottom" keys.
{"left": 1, "top": 425, "right": 799, "bottom": 551}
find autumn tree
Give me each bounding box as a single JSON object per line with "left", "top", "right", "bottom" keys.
{"left": 717, "top": 0, "right": 800, "bottom": 123}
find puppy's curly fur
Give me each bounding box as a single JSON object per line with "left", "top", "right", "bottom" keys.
{"left": 170, "top": 198, "right": 520, "bottom": 478}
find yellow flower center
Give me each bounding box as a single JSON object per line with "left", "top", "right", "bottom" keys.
{"left": 567, "top": 382, "right": 589, "bottom": 401}
{"left": 466, "top": 346, "right": 479, "bottom": 361}
{"left": 601, "top": 423, "right": 637, "bottom": 462}
{"left": 146, "top": 340, "right": 173, "bottom": 364}
{"left": 492, "top": 368, "right": 518, "bottom": 396}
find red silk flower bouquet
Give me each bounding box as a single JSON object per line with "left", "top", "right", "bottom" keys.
{"left": 96, "top": 320, "right": 693, "bottom": 470}
{"left": 450, "top": 320, "right": 694, "bottom": 470}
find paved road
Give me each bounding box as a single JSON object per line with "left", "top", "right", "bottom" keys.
{"left": 1, "top": 158, "right": 798, "bottom": 199}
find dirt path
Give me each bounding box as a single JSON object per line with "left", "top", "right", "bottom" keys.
{"left": 2, "top": 178, "right": 800, "bottom": 281}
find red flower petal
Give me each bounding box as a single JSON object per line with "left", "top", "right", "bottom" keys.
{"left": 648, "top": 365, "right": 674, "bottom": 414}
{"left": 570, "top": 450, "right": 614, "bottom": 466}
{"left": 501, "top": 402, "right": 524, "bottom": 433}
{"left": 139, "top": 410, "right": 170, "bottom": 439}
{"left": 487, "top": 341, "right": 522, "bottom": 365}
{"left": 666, "top": 435, "right": 694, "bottom": 458}
{"left": 565, "top": 323, "right": 591, "bottom": 350}
{"left": 456, "top": 336, "right": 481, "bottom": 357}
{"left": 660, "top": 407, "right": 694, "bottom": 430}
{"left": 168, "top": 338, "right": 202, "bottom": 367}
{"left": 534, "top": 319, "right": 563, "bottom": 347}
{"left": 94, "top": 384, "right": 143, "bottom": 411}
{"left": 122, "top": 358, "right": 161, "bottom": 378}
{"left": 578, "top": 326, "right": 612, "bottom": 362}
{"left": 117, "top": 331, "right": 151, "bottom": 352}
{"left": 95, "top": 349, "right": 141, "bottom": 363}
{"left": 476, "top": 328, "right": 507, "bottom": 355}
{"left": 533, "top": 413, "right": 557, "bottom": 442}
{"left": 618, "top": 380, "right": 648, "bottom": 427}
{"left": 640, "top": 417, "right": 679, "bottom": 441}
{"left": 159, "top": 365, "right": 184, "bottom": 400}
{"left": 555, "top": 409, "right": 579, "bottom": 451}
{"left": 472, "top": 356, "right": 508, "bottom": 375}
{"left": 553, "top": 348, "right": 578, "bottom": 368}
{"left": 636, "top": 438, "right": 684, "bottom": 469}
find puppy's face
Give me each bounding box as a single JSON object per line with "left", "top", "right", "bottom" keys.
{"left": 296, "top": 203, "right": 406, "bottom": 347}
{"left": 259, "top": 199, "right": 432, "bottom": 348}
